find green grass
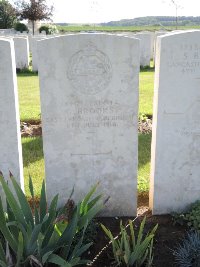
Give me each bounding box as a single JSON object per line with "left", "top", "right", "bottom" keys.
{"left": 138, "top": 134, "right": 151, "bottom": 192}
{"left": 57, "top": 24, "right": 200, "bottom": 33}
{"left": 139, "top": 71, "right": 154, "bottom": 116}
{"left": 58, "top": 25, "right": 163, "bottom": 32}
{"left": 17, "top": 73, "right": 41, "bottom": 122}
{"left": 22, "top": 137, "right": 45, "bottom": 197}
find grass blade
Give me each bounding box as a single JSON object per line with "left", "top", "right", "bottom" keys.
{"left": 43, "top": 194, "right": 58, "bottom": 233}
{"left": 29, "top": 175, "right": 34, "bottom": 199}
{"left": 39, "top": 181, "right": 47, "bottom": 223}
{"left": 78, "top": 203, "right": 103, "bottom": 229}
{"left": 47, "top": 254, "right": 69, "bottom": 266}
{"left": 0, "top": 176, "right": 26, "bottom": 228}
{"left": 57, "top": 205, "right": 81, "bottom": 259}
{"left": 10, "top": 175, "right": 34, "bottom": 227}
{"left": 0, "top": 197, "right": 17, "bottom": 252}
{"left": 136, "top": 216, "right": 146, "bottom": 246}
{"left": 16, "top": 232, "right": 23, "bottom": 267}
{"left": 129, "top": 220, "right": 136, "bottom": 249}
{"left": 0, "top": 260, "right": 7, "bottom": 267}
{"left": 80, "top": 183, "right": 99, "bottom": 214}
{"left": 29, "top": 175, "right": 40, "bottom": 224}
{"left": 0, "top": 242, "right": 7, "bottom": 264}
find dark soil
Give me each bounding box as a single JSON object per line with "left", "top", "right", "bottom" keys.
{"left": 138, "top": 118, "right": 152, "bottom": 134}
{"left": 21, "top": 121, "right": 42, "bottom": 137}
{"left": 85, "top": 193, "right": 186, "bottom": 267}
{"left": 87, "top": 212, "right": 186, "bottom": 267}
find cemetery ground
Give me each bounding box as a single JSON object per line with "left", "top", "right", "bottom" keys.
{"left": 16, "top": 69, "right": 189, "bottom": 266}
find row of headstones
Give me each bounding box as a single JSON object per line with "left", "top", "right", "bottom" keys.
{"left": 0, "top": 30, "right": 46, "bottom": 35}
{"left": 1, "top": 30, "right": 198, "bottom": 216}
{"left": 0, "top": 35, "right": 48, "bottom": 70}
{"left": 0, "top": 31, "right": 170, "bottom": 71}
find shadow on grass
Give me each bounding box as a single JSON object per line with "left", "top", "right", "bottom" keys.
{"left": 17, "top": 72, "right": 38, "bottom": 77}
{"left": 22, "top": 137, "right": 44, "bottom": 167}
{"left": 138, "top": 133, "right": 152, "bottom": 168}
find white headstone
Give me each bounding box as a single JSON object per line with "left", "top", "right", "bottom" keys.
{"left": 0, "top": 38, "right": 24, "bottom": 188}
{"left": 134, "top": 33, "right": 152, "bottom": 67}
{"left": 41, "top": 31, "right": 46, "bottom": 35}
{"left": 38, "top": 34, "right": 139, "bottom": 216}
{"left": 28, "top": 35, "right": 32, "bottom": 53}
{"left": 124, "top": 32, "right": 152, "bottom": 67}
{"left": 13, "top": 37, "right": 29, "bottom": 69}
{"left": 154, "top": 31, "right": 168, "bottom": 62}
{"left": 150, "top": 30, "right": 200, "bottom": 214}
{"left": 149, "top": 32, "right": 155, "bottom": 59}
{"left": 32, "top": 36, "right": 46, "bottom": 71}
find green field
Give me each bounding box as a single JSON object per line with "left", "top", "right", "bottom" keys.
{"left": 57, "top": 24, "right": 200, "bottom": 33}
{"left": 18, "top": 70, "right": 154, "bottom": 196}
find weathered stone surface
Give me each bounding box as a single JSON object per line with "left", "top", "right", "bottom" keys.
{"left": 0, "top": 38, "right": 24, "bottom": 188}
{"left": 154, "top": 31, "right": 168, "bottom": 62}
{"left": 150, "top": 30, "right": 200, "bottom": 214}
{"left": 134, "top": 33, "right": 152, "bottom": 66}
{"left": 32, "top": 36, "right": 46, "bottom": 71}
{"left": 121, "top": 32, "right": 152, "bottom": 66}
{"left": 13, "top": 37, "right": 29, "bottom": 69}
{"left": 38, "top": 34, "right": 139, "bottom": 216}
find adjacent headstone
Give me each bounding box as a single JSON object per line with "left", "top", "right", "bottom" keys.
{"left": 154, "top": 31, "right": 168, "bottom": 62}
{"left": 28, "top": 35, "right": 32, "bottom": 53}
{"left": 38, "top": 34, "right": 139, "bottom": 216}
{"left": 13, "top": 37, "right": 29, "bottom": 69}
{"left": 0, "top": 38, "right": 24, "bottom": 189}
{"left": 150, "top": 30, "right": 200, "bottom": 214}
{"left": 117, "top": 32, "right": 151, "bottom": 66}
{"left": 32, "top": 36, "right": 46, "bottom": 71}
{"left": 149, "top": 32, "right": 155, "bottom": 59}
{"left": 134, "top": 33, "right": 152, "bottom": 67}
{"left": 41, "top": 31, "right": 46, "bottom": 35}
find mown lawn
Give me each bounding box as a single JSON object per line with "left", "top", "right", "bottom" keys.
{"left": 17, "top": 73, "right": 41, "bottom": 122}
{"left": 22, "top": 137, "right": 44, "bottom": 197}
{"left": 18, "top": 71, "right": 154, "bottom": 196}
{"left": 139, "top": 71, "right": 154, "bottom": 116}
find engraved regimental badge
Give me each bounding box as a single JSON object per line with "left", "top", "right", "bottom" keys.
{"left": 67, "top": 42, "right": 112, "bottom": 95}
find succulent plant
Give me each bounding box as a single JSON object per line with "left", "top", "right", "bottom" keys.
{"left": 174, "top": 231, "right": 200, "bottom": 267}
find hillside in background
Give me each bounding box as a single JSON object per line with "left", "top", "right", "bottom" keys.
{"left": 100, "top": 16, "right": 200, "bottom": 27}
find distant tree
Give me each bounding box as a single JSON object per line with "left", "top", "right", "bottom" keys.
{"left": 0, "top": 0, "right": 17, "bottom": 29}
{"left": 16, "top": 0, "right": 54, "bottom": 35}
{"left": 14, "top": 21, "right": 28, "bottom": 32}
{"left": 39, "top": 24, "right": 58, "bottom": 35}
